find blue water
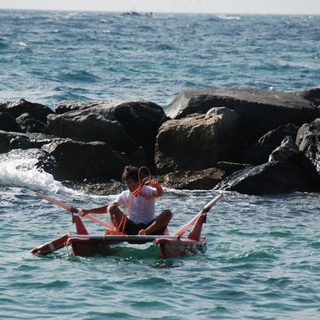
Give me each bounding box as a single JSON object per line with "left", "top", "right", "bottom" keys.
{"left": 0, "top": 10, "right": 320, "bottom": 320}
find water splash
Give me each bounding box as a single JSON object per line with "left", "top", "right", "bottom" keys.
{"left": 0, "top": 149, "right": 70, "bottom": 194}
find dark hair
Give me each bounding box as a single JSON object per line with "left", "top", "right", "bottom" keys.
{"left": 121, "top": 166, "right": 139, "bottom": 182}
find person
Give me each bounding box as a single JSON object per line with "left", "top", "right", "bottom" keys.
{"left": 80, "top": 166, "right": 172, "bottom": 235}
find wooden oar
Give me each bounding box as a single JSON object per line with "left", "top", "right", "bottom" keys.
{"left": 36, "top": 193, "right": 113, "bottom": 230}
{"left": 174, "top": 193, "right": 222, "bottom": 237}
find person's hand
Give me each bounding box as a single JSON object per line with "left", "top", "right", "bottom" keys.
{"left": 79, "top": 209, "right": 89, "bottom": 217}
{"left": 70, "top": 206, "right": 79, "bottom": 213}
{"left": 138, "top": 229, "right": 146, "bottom": 235}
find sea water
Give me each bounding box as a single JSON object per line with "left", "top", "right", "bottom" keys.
{"left": 0, "top": 10, "right": 320, "bottom": 319}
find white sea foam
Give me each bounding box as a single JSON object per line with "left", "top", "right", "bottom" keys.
{"left": 0, "top": 149, "right": 71, "bottom": 194}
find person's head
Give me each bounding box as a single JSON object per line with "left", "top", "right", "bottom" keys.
{"left": 122, "top": 166, "right": 139, "bottom": 192}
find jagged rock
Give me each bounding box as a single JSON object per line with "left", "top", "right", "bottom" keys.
{"left": 155, "top": 108, "right": 243, "bottom": 174}
{"left": 295, "top": 88, "right": 320, "bottom": 107}
{"left": 216, "top": 161, "right": 251, "bottom": 176}
{"left": 0, "top": 112, "right": 22, "bottom": 132}
{"left": 163, "top": 167, "right": 224, "bottom": 190}
{"left": 242, "top": 123, "right": 299, "bottom": 165}
{"left": 0, "top": 130, "right": 54, "bottom": 154}
{"left": 16, "top": 112, "right": 47, "bottom": 133}
{"left": 167, "top": 88, "right": 319, "bottom": 142}
{"left": 214, "top": 160, "right": 320, "bottom": 195}
{"left": 268, "top": 136, "right": 299, "bottom": 162}
{"left": 49, "top": 100, "right": 167, "bottom": 171}
{"left": 296, "top": 118, "right": 320, "bottom": 174}
{"left": 0, "top": 99, "right": 54, "bottom": 128}
{"left": 41, "top": 138, "right": 129, "bottom": 181}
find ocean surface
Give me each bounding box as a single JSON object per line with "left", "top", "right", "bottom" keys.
{"left": 0, "top": 10, "right": 320, "bottom": 320}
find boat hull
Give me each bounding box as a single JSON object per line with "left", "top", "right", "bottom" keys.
{"left": 67, "top": 235, "right": 206, "bottom": 258}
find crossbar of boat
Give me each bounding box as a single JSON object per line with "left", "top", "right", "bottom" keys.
{"left": 68, "top": 234, "right": 184, "bottom": 243}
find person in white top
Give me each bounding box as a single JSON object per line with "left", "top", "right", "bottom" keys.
{"left": 81, "top": 166, "right": 172, "bottom": 235}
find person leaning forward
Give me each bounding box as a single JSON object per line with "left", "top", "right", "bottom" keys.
{"left": 79, "top": 166, "right": 173, "bottom": 235}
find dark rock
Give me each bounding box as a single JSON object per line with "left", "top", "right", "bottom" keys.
{"left": 0, "top": 112, "right": 22, "bottom": 132}
{"left": 0, "top": 130, "right": 55, "bottom": 154}
{"left": 16, "top": 112, "right": 47, "bottom": 133}
{"left": 216, "top": 161, "right": 251, "bottom": 176}
{"left": 296, "top": 118, "right": 320, "bottom": 174}
{"left": 2, "top": 99, "right": 54, "bottom": 124}
{"left": 163, "top": 167, "right": 225, "bottom": 190}
{"left": 41, "top": 138, "right": 129, "bottom": 182}
{"left": 214, "top": 160, "right": 320, "bottom": 195}
{"left": 268, "top": 136, "right": 299, "bottom": 162}
{"left": 46, "top": 111, "right": 138, "bottom": 153}
{"left": 295, "top": 88, "right": 320, "bottom": 107}
{"left": 167, "top": 88, "right": 319, "bottom": 142}
{"left": 155, "top": 108, "right": 243, "bottom": 173}
{"left": 50, "top": 100, "right": 167, "bottom": 171}
{"left": 242, "top": 123, "right": 300, "bottom": 165}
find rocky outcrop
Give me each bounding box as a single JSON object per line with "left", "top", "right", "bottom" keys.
{"left": 46, "top": 100, "right": 167, "bottom": 171}
{"left": 296, "top": 118, "right": 320, "bottom": 174}
{"left": 1, "top": 87, "right": 320, "bottom": 195}
{"left": 213, "top": 155, "right": 319, "bottom": 195}
{"left": 167, "top": 88, "right": 319, "bottom": 142}
{"left": 163, "top": 167, "right": 225, "bottom": 190}
{"left": 42, "top": 139, "right": 128, "bottom": 181}
{"left": 155, "top": 107, "right": 243, "bottom": 173}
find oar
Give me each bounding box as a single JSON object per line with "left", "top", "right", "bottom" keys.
{"left": 174, "top": 193, "right": 222, "bottom": 237}
{"left": 36, "top": 193, "right": 113, "bottom": 230}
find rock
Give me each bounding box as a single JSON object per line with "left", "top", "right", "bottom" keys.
{"left": 0, "top": 130, "right": 55, "bottom": 154}
{"left": 155, "top": 108, "right": 243, "bottom": 173}
{"left": 49, "top": 100, "right": 167, "bottom": 171}
{"left": 41, "top": 138, "right": 129, "bottom": 181}
{"left": 46, "top": 111, "right": 138, "bottom": 153}
{"left": 216, "top": 161, "right": 251, "bottom": 176}
{"left": 0, "top": 112, "right": 22, "bottom": 132}
{"left": 167, "top": 88, "right": 319, "bottom": 141}
{"left": 214, "top": 160, "right": 320, "bottom": 195}
{"left": 163, "top": 167, "right": 225, "bottom": 190}
{"left": 296, "top": 118, "right": 320, "bottom": 174}
{"left": 16, "top": 112, "right": 47, "bottom": 133}
{"left": 1, "top": 99, "right": 54, "bottom": 126}
{"left": 295, "top": 88, "right": 320, "bottom": 107}
{"left": 242, "top": 123, "right": 299, "bottom": 165}
{"left": 268, "top": 136, "right": 299, "bottom": 162}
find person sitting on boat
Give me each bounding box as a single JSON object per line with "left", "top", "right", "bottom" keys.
{"left": 81, "top": 165, "right": 173, "bottom": 235}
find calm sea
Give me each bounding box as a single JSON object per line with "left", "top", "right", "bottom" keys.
{"left": 0, "top": 10, "right": 320, "bottom": 319}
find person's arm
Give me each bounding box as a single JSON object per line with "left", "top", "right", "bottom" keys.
{"left": 148, "top": 181, "right": 164, "bottom": 197}
{"left": 81, "top": 205, "right": 109, "bottom": 215}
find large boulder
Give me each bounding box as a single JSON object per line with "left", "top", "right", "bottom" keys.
{"left": 241, "top": 123, "right": 299, "bottom": 165}
{"left": 167, "top": 88, "right": 319, "bottom": 142}
{"left": 41, "top": 138, "right": 129, "bottom": 181}
{"left": 214, "top": 159, "right": 320, "bottom": 195}
{"left": 296, "top": 118, "right": 320, "bottom": 174}
{"left": 162, "top": 167, "right": 225, "bottom": 190}
{"left": 295, "top": 88, "right": 320, "bottom": 107}
{"left": 0, "top": 130, "right": 52, "bottom": 153}
{"left": 48, "top": 100, "right": 167, "bottom": 171}
{"left": 0, "top": 99, "right": 54, "bottom": 132}
{"left": 0, "top": 112, "right": 22, "bottom": 132}
{"left": 155, "top": 107, "right": 243, "bottom": 173}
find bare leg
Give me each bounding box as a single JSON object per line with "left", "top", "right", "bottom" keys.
{"left": 141, "top": 210, "right": 173, "bottom": 235}
{"left": 107, "top": 204, "right": 127, "bottom": 230}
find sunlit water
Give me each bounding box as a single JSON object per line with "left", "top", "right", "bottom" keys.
{"left": 1, "top": 10, "right": 320, "bottom": 320}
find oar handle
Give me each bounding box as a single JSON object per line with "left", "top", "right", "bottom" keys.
{"left": 202, "top": 194, "right": 223, "bottom": 213}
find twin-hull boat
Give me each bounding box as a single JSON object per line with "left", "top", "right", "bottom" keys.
{"left": 31, "top": 194, "right": 222, "bottom": 259}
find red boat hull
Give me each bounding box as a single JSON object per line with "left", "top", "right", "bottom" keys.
{"left": 66, "top": 235, "right": 206, "bottom": 258}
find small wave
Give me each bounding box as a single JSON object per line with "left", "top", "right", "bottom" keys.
{"left": 218, "top": 15, "right": 241, "bottom": 21}
{"left": 58, "top": 70, "right": 101, "bottom": 83}
{"left": 0, "top": 149, "right": 71, "bottom": 194}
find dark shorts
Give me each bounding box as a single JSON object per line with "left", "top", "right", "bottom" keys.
{"left": 123, "top": 218, "right": 166, "bottom": 235}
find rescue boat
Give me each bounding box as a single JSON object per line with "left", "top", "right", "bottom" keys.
{"left": 31, "top": 193, "right": 222, "bottom": 259}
